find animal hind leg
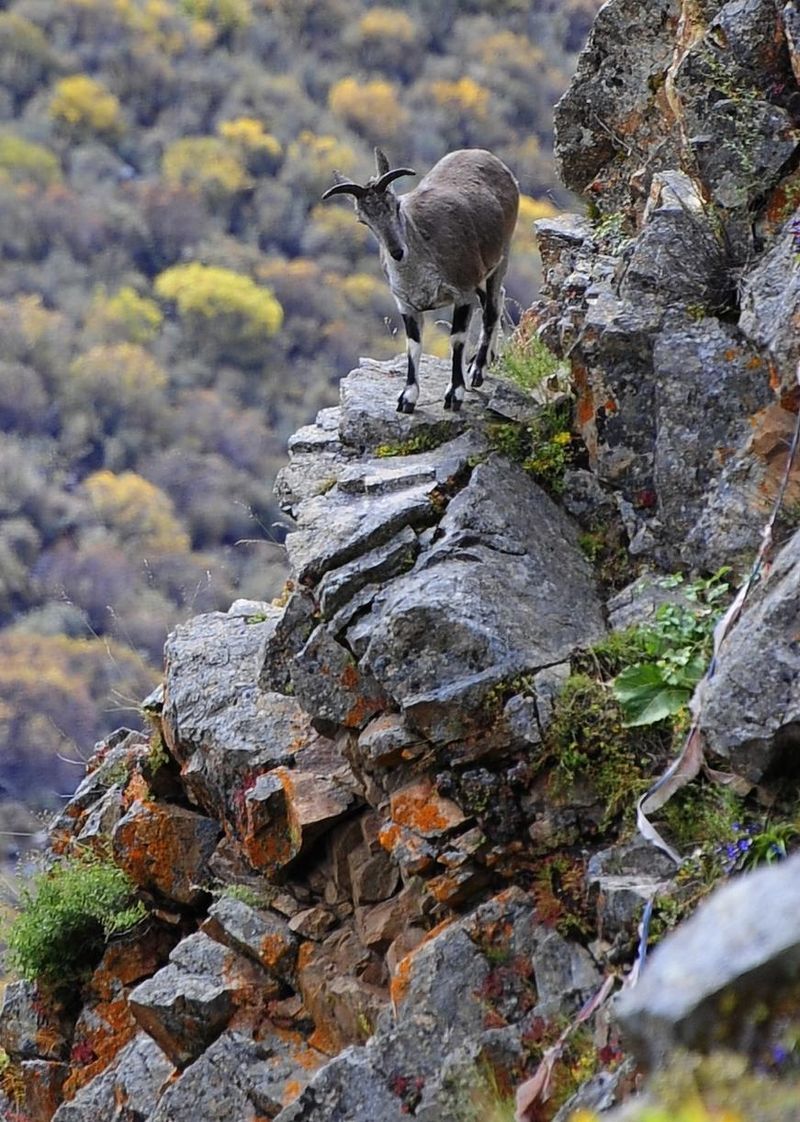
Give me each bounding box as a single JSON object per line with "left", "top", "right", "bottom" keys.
{"left": 444, "top": 302, "right": 472, "bottom": 412}
{"left": 397, "top": 311, "right": 423, "bottom": 414}
{"left": 469, "top": 257, "right": 507, "bottom": 388}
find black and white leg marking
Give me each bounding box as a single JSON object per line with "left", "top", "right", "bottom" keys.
{"left": 397, "top": 311, "right": 422, "bottom": 414}
{"left": 469, "top": 260, "right": 507, "bottom": 388}
{"left": 444, "top": 302, "right": 472, "bottom": 412}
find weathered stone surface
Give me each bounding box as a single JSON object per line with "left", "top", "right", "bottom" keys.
{"left": 74, "top": 783, "right": 125, "bottom": 849}
{"left": 587, "top": 840, "right": 677, "bottom": 940}
{"left": 740, "top": 224, "right": 800, "bottom": 395}
{"left": 161, "top": 608, "right": 319, "bottom": 820}
{"left": 348, "top": 844, "right": 399, "bottom": 905}
{"left": 290, "top": 625, "right": 387, "bottom": 732}
{"left": 149, "top": 1027, "right": 325, "bottom": 1120}
{"left": 112, "top": 799, "right": 220, "bottom": 906}
{"left": 240, "top": 740, "right": 360, "bottom": 877}
{"left": 554, "top": 0, "right": 680, "bottom": 200}
{"left": 699, "top": 527, "right": 800, "bottom": 781}
{"left": 297, "top": 927, "right": 388, "bottom": 1056}
{"left": 52, "top": 1034, "right": 173, "bottom": 1122}
{"left": 357, "top": 456, "right": 605, "bottom": 744}
{"left": 652, "top": 314, "right": 774, "bottom": 567}
{"left": 148, "top": 1028, "right": 324, "bottom": 1122}
{"left": 16, "top": 1059, "right": 68, "bottom": 1122}
{"left": 288, "top": 906, "right": 338, "bottom": 941}
{"left": 317, "top": 526, "right": 418, "bottom": 619}
{"left": 284, "top": 478, "right": 439, "bottom": 589}
{"left": 0, "top": 980, "right": 72, "bottom": 1061}
{"left": 275, "top": 888, "right": 604, "bottom": 1122}
{"left": 149, "top": 1031, "right": 269, "bottom": 1122}
{"left": 202, "top": 895, "right": 299, "bottom": 981}
{"left": 616, "top": 853, "right": 800, "bottom": 1067}
{"left": 356, "top": 711, "right": 424, "bottom": 767}
{"left": 258, "top": 589, "right": 316, "bottom": 695}
{"left": 128, "top": 932, "right": 272, "bottom": 1067}
{"left": 61, "top": 928, "right": 177, "bottom": 1102}
{"left": 338, "top": 356, "right": 473, "bottom": 450}
{"left": 49, "top": 731, "right": 148, "bottom": 847}
{"left": 355, "top": 885, "right": 426, "bottom": 952}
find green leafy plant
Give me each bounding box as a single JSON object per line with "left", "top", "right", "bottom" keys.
{"left": 5, "top": 849, "right": 146, "bottom": 986}
{"left": 611, "top": 570, "right": 730, "bottom": 727}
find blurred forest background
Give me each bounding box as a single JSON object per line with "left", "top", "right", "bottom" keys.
{"left": 0, "top": 0, "right": 602, "bottom": 825}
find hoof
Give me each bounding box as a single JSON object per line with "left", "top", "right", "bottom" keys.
{"left": 443, "top": 392, "right": 462, "bottom": 412}
{"left": 471, "top": 370, "right": 484, "bottom": 389}
{"left": 397, "top": 395, "right": 415, "bottom": 414}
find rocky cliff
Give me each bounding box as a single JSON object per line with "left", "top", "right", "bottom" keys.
{"left": 2, "top": 1, "right": 800, "bottom": 1121}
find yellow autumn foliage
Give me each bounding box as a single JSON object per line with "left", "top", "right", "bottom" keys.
{"left": 155, "top": 262, "right": 283, "bottom": 357}
{"left": 180, "top": 0, "right": 252, "bottom": 33}
{"left": 430, "top": 77, "right": 490, "bottom": 120}
{"left": 162, "top": 136, "right": 251, "bottom": 203}
{"left": 85, "top": 287, "right": 163, "bottom": 345}
{"left": 514, "top": 194, "right": 559, "bottom": 248}
{"left": 84, "top": 470, "right": 190, "bottom": 554}
{"left": 0, "top": 132, "right": 61, "bottom": 187}
{"left": 49, "top": 75, "right": 123, "bottom": 138}
{"left": 218, "top": 117, "right": 282, "bottom": 173}
{"left": 357, "top": 8, "right": 418, "bottom": 44}
{"left": 284, "top": 130, "right": 358, "bottom": 194}
{"left": 328, "top": 77, "right": 407, "bottom": 142}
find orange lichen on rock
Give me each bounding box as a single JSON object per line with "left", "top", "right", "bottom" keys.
{"left": 282, "top": 1078, "right": 303, "bottom": 1105}
{"left": 389, "top": 778, "right": 465, "bottom": 838}
{"left": 308, "top": 1020, "right": 340, "bottom": 1056}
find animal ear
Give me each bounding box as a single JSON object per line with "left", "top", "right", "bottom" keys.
{"left": 374, "top": 167, "right": 416, "bottom": 194}
{"left": 321, "top": 175, "right": 366, "bottom": 201}
{"left": 374, "top": 147, "right": 391, "bottom": 176}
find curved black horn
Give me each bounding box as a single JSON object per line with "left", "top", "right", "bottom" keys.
{"left": 374, "top": 167, "right": 416, "bottom": 193}
{"left": 321, "top": 181, "right": 366, "bottom": 200}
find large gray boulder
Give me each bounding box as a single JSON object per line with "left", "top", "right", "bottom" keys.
{"left": 356, "top": 455, "right": 606, "bottom": 745}
{"left": 699, "top": 527, "right": 800, "bottom": 781}
{"left": 161, "top": 603, "right": 324, "bottom": 822}
{"left": 616, "top": 853, "right": 800, "bottom": 1067}
{"left": 51, "top": 1034, "right": 173, "bottom": 1122}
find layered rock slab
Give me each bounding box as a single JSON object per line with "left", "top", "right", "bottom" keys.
{"left": 354, "top": 455, "right": 606, "bottom": 744}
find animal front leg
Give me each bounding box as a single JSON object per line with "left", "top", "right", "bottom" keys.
{"left": 444, "top": 302, "right": 472, "bottom": 412}
{"left": 398, "top": 311, "right": 422, "bottom": 414}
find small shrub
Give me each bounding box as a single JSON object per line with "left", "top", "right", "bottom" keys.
{"left": 49, "top": 75, "right": 123, "bottom": 139}
{"left": 84, "top": 286, "right": 163, "bottom": 345}
{"left": 0, "top": 133, "right": 61, "bottom": 187}
{"left": 162, "top": 136, "right": 251, "bottom": 205}
{"left": 154, "top": 262, "right": 283, "bottom": 363}
{"left": 5, "top": 850, "right": 146, "bottom": 985}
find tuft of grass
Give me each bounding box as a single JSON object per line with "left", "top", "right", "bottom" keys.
{"left": 4, "top": 848, "right": 146, "bottom": 987}
{"left": 492, "top": 330, "right": 563, "bottom": 393}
